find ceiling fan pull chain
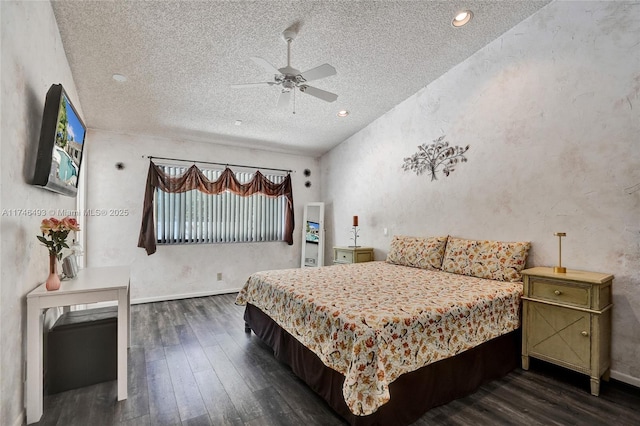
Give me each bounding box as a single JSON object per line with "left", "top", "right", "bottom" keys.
{"left": 293, "top": 88, "right": 296, "bottom": 115}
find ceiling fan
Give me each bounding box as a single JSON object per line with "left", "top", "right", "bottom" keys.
{"left": 231, "top": 29, "right": 338, "bottom": 110}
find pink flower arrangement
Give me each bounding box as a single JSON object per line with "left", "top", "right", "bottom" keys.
{"left": 37, "top": 216, "right": 81, "bottom": 259}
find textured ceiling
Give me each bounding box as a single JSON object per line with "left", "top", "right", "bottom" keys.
{"left": 51, "top": 0, "right": 551, "bottom": 156}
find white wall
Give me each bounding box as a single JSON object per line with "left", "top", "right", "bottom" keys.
{"left": 85, "top": 130, "right": 320, "bottom": 301}
{"left": 0, "top": 2, "right": 84, "bottom": 424}
{"left": 321, "top": 1, "right": 640, "bottom": 384}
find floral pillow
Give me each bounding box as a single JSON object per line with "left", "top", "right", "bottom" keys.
{"left": 386, "top": 235, "right": 448, "bottom": 270}
{"left": 441, "top": 237, "right": 531, "bottom": 282}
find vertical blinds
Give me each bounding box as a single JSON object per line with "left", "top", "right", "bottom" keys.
{"left": 155, "top": 165, "right": 286, "bottom": 244}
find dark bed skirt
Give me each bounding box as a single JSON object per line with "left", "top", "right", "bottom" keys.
{"left": 244, "top": 303, "right": 520, "bottom": 426}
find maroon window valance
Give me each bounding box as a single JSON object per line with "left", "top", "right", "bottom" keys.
{"left": 138, "top": 162, "right": 295, "bottom": 255}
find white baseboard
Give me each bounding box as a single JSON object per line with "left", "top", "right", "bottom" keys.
{"left": 610, "top": 369, "right": 640, "bottom": 388}
{"left": 132, "top": 288, "right": 242, "bottom": 305}
{"left": 85, "top": 288, "right": 242, "bottom": 309}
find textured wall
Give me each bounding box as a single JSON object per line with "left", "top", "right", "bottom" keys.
{"left": 85, "top": 130, "right": 320, "bottom": 301}
{"left": 0, "top": 2, "right": 83, "bottom": 424}
{"left": 321, "top": 1, "right": 640, "bottom": 384}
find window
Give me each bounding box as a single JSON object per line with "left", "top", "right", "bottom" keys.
{"left": 154, "top": 165, "right": 287, "bottom": 244}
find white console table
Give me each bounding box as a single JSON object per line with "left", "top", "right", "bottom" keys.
{"left": 26, "top": 266, "right": 130, "bottom": 424}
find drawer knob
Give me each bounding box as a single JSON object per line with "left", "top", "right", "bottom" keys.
{"left": 554, "top": 290, "right": 562, "bottom": 295}
{"left": 581, "top": 331, "right": 589, "bottom": 337}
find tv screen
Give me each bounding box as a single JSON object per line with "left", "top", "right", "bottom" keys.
{"left": 305, "top": 221, "right": 319, "bottom": 243}
{"left": 33, "top": 84, "right": 86, "bottom": 197}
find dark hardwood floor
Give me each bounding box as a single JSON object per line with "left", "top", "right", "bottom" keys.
{"left": 34, "top": 293, "right": 640, "bottom": 426}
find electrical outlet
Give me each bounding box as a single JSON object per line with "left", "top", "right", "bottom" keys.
{"left": 216, "top": 272, "right": 222, "bottom": 281}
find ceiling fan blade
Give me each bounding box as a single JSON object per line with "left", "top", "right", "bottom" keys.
{"left": 230, "top": 82, "right": 276, "bottom": 88}
{"left": 299, "top": 85, "right": 338, "bottom": 103}
{"left": 277, "top": 90, "right": 292, "bottom": 109}
{"left": 250, "top": 57, "right": 281, "bottom": 75}
{"left": 299, "top": 64, "right": 336, "bottom": 82}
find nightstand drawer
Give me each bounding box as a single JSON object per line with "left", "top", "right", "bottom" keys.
{"left": 333, "top": 247, "right": 374, "bottom": 264}
{"left": 530, "top": 278, "right": 590, "bottom": 308}
{"left": 335, "top": 249, "right": 354, "bottom": 263}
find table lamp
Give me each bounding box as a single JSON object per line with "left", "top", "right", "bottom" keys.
{"left": 554, "top": 232, "right": 567, "bottom": 273}
{"left": 350, "top": 215, "right": 360, "bottom": 247}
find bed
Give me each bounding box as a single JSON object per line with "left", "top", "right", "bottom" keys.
{"left": 235, "top": 236, "right": 530, "bottom": 425}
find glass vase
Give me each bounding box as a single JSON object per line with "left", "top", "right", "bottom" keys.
{"left": 45, "top": 253, "right": 61, "bottom": 291}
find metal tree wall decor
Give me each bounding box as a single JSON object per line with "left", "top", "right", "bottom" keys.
{"left": 402, "top": 135, "right": 469, "bottom": 181}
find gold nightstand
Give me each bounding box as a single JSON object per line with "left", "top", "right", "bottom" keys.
{"left": 521, "top": 267, "right": 613, "bottom": 396}
{"left": 333, "top": 246, "right": 374, "bottom": 265}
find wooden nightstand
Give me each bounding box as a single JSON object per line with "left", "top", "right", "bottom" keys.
{"left": 521, "top": 267, "right": 613, "bottom": 396}
{"left": 333, "top": 246, "right": 374, "bottom": 264}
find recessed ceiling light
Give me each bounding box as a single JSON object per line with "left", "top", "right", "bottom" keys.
{"left": 234, "top": 120, "right": 243, "bottom": 126}
{"left": 112, "top": 74, "right": 127, "bottom": 82}
{"left": 452, "top": 10, "right": 473, "bottom": 27}
{"left": 337, "top": 110, "right": 349, "bottom": 117}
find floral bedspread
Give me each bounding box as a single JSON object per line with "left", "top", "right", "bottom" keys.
{"left": 235, "top": 261, "right": 522, "bottom": 416}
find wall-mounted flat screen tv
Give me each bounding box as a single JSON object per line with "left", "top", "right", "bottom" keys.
{"left": 33, "top": 84, "right": 86, "bottom": 197}
{"left": 305, "top": 221, "right": 319, "bottom": 243}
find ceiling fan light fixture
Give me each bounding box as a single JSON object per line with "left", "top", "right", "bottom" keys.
{"left": 231, "top": 27, "right": 338, "bottom": 110}
{"left": 452, "top": 10, "right": 473, "bottom": 27}
{"left": 337, "top": 110, "right": 349, "bottom": 117}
